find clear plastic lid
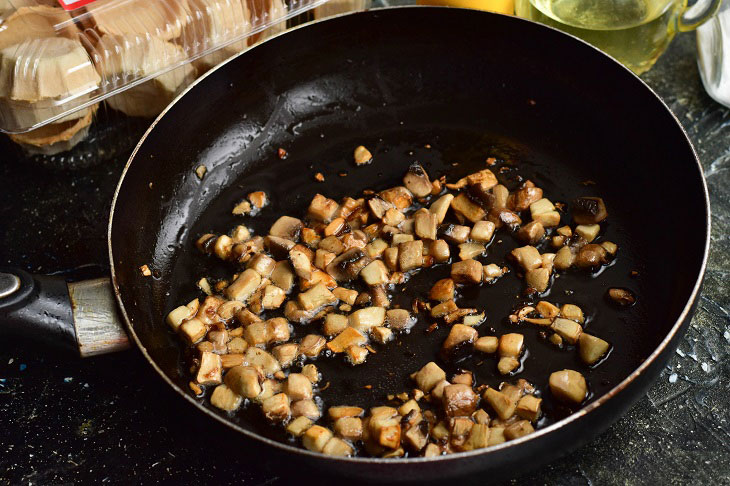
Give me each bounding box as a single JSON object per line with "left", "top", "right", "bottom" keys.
{"left": 0, "top": 0, "right": 327, "bottom": 133}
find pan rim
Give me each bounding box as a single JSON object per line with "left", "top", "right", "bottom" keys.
{"left": 108, "top": 6, "right": 711, "bottom": 466}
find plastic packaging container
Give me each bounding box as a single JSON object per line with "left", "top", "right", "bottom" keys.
{"left": 0, "top": 0, "right": 328, "bottom": 158}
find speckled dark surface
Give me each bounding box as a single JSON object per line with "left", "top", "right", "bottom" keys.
{"left": 1, "top": 32, "right": 728, "bottom": 485}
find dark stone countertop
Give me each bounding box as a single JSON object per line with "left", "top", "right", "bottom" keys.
{"left": 1, "top": 32, "right": 729, "bottom": 485}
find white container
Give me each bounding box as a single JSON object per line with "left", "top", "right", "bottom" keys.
{"left": 697, "top": 0, "right": 730, "bottom": 107}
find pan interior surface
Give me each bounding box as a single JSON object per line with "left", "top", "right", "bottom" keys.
{"left": 110, "top": 8, "right": 707, "bottom": 460}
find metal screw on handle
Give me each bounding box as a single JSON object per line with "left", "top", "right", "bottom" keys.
{"left": 0, "top": 272, "right": 21, "bottom": 299}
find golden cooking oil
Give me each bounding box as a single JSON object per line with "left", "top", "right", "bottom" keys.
{"left": 514, "top": 0, "right": 686, "bottom": 74}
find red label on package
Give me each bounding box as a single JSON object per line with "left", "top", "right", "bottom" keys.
{"left": 57, "top": 0, "right": 97, "bottom": 10}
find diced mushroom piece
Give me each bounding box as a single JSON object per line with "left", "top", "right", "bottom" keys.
{"left": 232, "top": 199, "right": 252, "bottom": 215}
{"left": 225, "top": 269, "right": 262, "bottom": 303}
{"left": 426, "top": 239, "right": 448, "bottom": 264}
{"left": 385, "top": 309, "right": 414, "bottom": 330}
{"left": 308, "top": 194, "right": 340, "bottom": 223}
{"left": 287, "top": 416, "right": 314, "bottom": 437}
{"left": 371, "top": 326, "right": 393, "bottom": 344}
{"left": 504, "top": 420, "right": 535, "bottom": 440}
{"left": 451, "top": 259, "right": 483, "bottom": 284}
{"left": 398, "top": 240, "right": 424, "bottom": 272}
{"left": 460, "top": 423, "right": 489, "bottom": 451}
{"left": 380, "top": 248, "right": 398, "bottom": 272}
{"left": 359, "top": 260, "right": 389, "bottom": 286}
{"left": 470, "top": 220, "right": 495, "bottom": 243}
{"left": 412, "top": 362, "right": 447, "bottom": 392}
{"left": 404, "top": 423, "right": 429, "bottom": 451}
{"left": 379, "top": 186, "right": 414, "bottom": 210}
{"left": 429, "top": 278, "right": 455, "bottom": 302}
{"left": 423, "top": 443, "right": 441, "bottom": 457}
{"left": 348, "top": 307, "right": 386, "bottom": 333}
{"left": 553, "top": 246, "right": 575, "bottom": 270}
{"left": 439, "top": 224, "right": 471, "bottom": 244}
{"left": 303, "top": 425, "right": 333, "bottom": 452}
{"left": 327, "top": 327, "right": 367, "bottom": 353}
{"left": 551, "top": 318, "right": 582, "bottom": 344}
{"left": 243, "top": 322, "right": 269, "bottom": 347}
{"left": 322, "top": 313, "right": 348, "bottom": 336}
{"left": 449, "top": 417, "right": 474, "bottom": 449}
{"left": 442, "top": 324, "right": 478, "bottom": 356}
{"left": 487, "top": 208, "right": 523, "bottom": 230}
{"left": 368, "top": 197, "right": 394, "bottom": 220}
{"left": 244, "top": 347, "right": 281, "bottom": 376}
{"left": 578, "top": 333, "right": 610, "bottom": 365}
{"left": 442, "top": 384, "right": 478, "bottom": 417}
{"left": 391, "top": 234, "right": 414, "bottom": 246}
{"left": 221, "top": 354, "right": 245, "bottom": 369}
{"left": 330, "top": 288, "right": 356, "bottom": 307}
{"left": 431, "top": 421, "right": 450, "bottom": 441}
{"left": 379, "top": 208, "right": 403, "bottom": 227}
{"left": 559, "top": 304, "right": 584, "bottom": 323}
{"left": 272, "top": 343, "right": 299, "bottom": 368}
{"left": 264, "top": 236, "right": 295, "bottom": 260}
{"left": 429, "top": 194, "right": 455, "bottom": 224}
{"left": 262, "top": 393, "right": 291, "bottom": 422}
{"left": 575, "top": 244, "right": 608, "bottom": 269}
{"left": 166, "top": 300, "right": 199, "bottom": 331}
{"left": 224, "top": 365, "right": 262, "bottom": 398}
{"left": 458, "top": 242, "right": 485, "bottom": 260}
{"left": 549, "top": 334, "right": 564, "bottom": 347}
{"left": 299, "top": 334, "right": 327, "bottom": 358}
{"left": 322, "top": 437, "right": 354, "bottom": 457}
{"left": 514, "top": 181, "right": 544, "bottom": 212}
{"left": 313, "top": 250, "right": 335, "bottom": 271}
{"left": 334, "top": 416, "right": 363, "bottom": 441}
{"left": 607, "top": 288, "right": 636, "bottom": 306}
{"left": 289, "top": 248, "right": 314, "bottom": 281}
{"left": 451, "top": 193, "right": 486, "bottom": 223}
{"left": 572, "top": 197, "right": 607, "bottom": 224}
{"left": 601, "top": 241, "right": 618, "bottom": 256}
{"left": 510, "top": 246, "right": 542, "bottom": 271}
{"left": 413, "top": 208, "right": 438, "bottom": 240}
{"left": 487, "top": 427, "right": 506, "bottom": 446}
{"left": 474, "top": 336, "right": 498, "bottom": 354}
{"left": 517, "top": 221, "right": 545, "bottom": 245}
{"left": 345, "top": 345, "right": 369, "bottom": 365}
{"left": 196, "top": 352, "right": 222, "bottom": 385}
{"left": 326, "top": 248, "right": 372, "bottom": 282}
{"left": 483, "top": 263, "right": 506, "bottom": 282}
{"left": 228, "top": 336, "right": 248, "bottom": 354}
{"left": 499, "top": 333, "right": 524, "bottom": 358}
{"left": 210, "top": 384, "right": 242, "bottom": 412}
{"left": 536, "top": 301, "right": 560, "bottom": 319}
{"left": 217, "top": 300, "right": 243, "bottom": 321}
{"left": 363, "top": 239, "right": 387, "bottom": 260}
{"left": 403, "top": 162, "right": 432, "bottom": 198}
{"left": 515, "top": 395, "right": 542, "bottom": 422}
{"left": 431, "top": 300, "right": 458, "bottom": 318}
{"left": 472, "top": 409, "right": 490, "bottom": 425}
{"left": 213, "top": 235, "right": 234, "bottom": 260}
{"left": 208, "top": 330, "right": 228, "bottom": 353}
{"left": 268, "top": 261, "right": 294, "bottom": 293}
{"left": 549, "top": 369, "right": 587, "bottom": 405}
{"left": 180, "top": 318, "right": 207, "bottom": 344}
{"left": 261, "top": 285, "right": 286, "bottom": 310}
{"left": 483, "top": 388, "right": 517, "bottom": 420}
{"left": 302, "top": 364, "right": 320, "bottom": 383}
{"left": 269, "top": 216, "right": 302, "bottom": 240}
{"left": 575, "top": 224, "right": 600, "bottom": 243}
{"left": 297, "top": 283, "right": 336, "bottom": 311}
{"left": 497, "top": 357, "right": 520, "bottom": 375}
{"left": 284, "top": 373, "right": 313, "bottom": 401}
{"left": 247, "top": 254, "right": 276, "bottom": 278}
{"left": 525, "top": 267, "right": 551, "bottom": 292}
{"left": 463, "top": 312, "right": 485, "bottom": 327}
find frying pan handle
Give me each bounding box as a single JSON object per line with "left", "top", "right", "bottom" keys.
{"left": 0, "top": 269, "right": 130, "bottom": 357}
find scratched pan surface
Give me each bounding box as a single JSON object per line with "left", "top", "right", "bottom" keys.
{"left": 109, "top": 7, "right": 709, "bottom": 482}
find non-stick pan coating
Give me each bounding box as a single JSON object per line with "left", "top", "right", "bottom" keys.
{"left": 110, "top": 7, "right": 708, "bottom": 481}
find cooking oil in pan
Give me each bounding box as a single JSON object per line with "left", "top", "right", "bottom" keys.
{"left": 515, "top": 0, "right": 684, "bottom": 74}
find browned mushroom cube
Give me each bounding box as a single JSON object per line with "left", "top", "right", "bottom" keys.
{"left": 272, "top": 343, "right": 299, "bottom": 368}
{"left": 572, "top": 197, "right": 607, "bottom": 225}
{"left": 286, "top": 416, "right": 314, "bottom": 437}
{"left": 404, "top": 423, "right": 429, "bottom": 451}
{"left": 470, "top": 220, "right": 496, "bottom": 242}
{"left": 224, "top": 365, "right": 262, "bottom": 398}
{"left": 575, "top": 244, "right": 608, "bottom": 269}
{"left": 560, "top": 304, "right": 585, "bottom": 323}
{"left": 302, "top": 425, "right": 333, "bottom": 452}
{"left": 412, "top": 362, "right": 446, "bottom": 392}
{"left": 451, "top": 193, "right": 486, "bottom": 223}
{"left": 285, "top": 373, "right": 313, "bottom": 401}
{"left": 322, "top": 437, "right": 354, "bottom": 456}
{"left": 504, "top": 420, "right": 535, "bottom": 440}
{"left": 380, "top": 186, "right": 413, "bottom": 210}
{"left": 514, "top": 181, "right": 543, "bottom": 212}
{"left": 458, "top": 242, "right": 485, "bottom": 261}
{"left": 244, "top": 347, "right": 281, "bottom": 376}
{"left": 227, "top": 336, "right": 248, "bottom": 355}
{"left": 210, "top": 384, "right": 242, "bottom": 411}
{"left": 331, "top": 287, "right": 357, "bottom": 306}
{"left": 261, "top": 285, "right": 286, "bottom": 310}
{"left": 299, "top": 334, "right": 326, "bottom": 358}
{"left": 334, "top": 417, "right": 363, "bottom": 441}
{"left": 196, "top": 352, "right": 222, "bottom": 385}
{"left": 297, "top": 283, "right": 336, "bottom": 311}
{"left": 429, "top": 194, "right": 455, "bottom": 223}
{"left": 551, "top": 318, "right": 582, "bottom": 344}
{"left": 517, "top": 221, "right": 545, "bottom": 245}
{"left": 327, "top": 327, "right": 367, "bottom": 353}
{"left": 549, "top": 369, "right": 587, "bottom": 404}
{"left": 308, "top": 194, "right": 340, "bottom": 222}
{"left": 578, "top": 333, "right": 610, "bottom": 365}
{"left": 442, "top": 384, "right": 478, "bottom": 417}
{"left": 451, "top": 259, "right": 483, "bottom": 284}
{"left": 225, "top": 269, "right": 262, "bottom": 303}
{"left": 243, "top": 322, "right": 269, "bottom": 347}
{"left": 179, "top": 318, "right": 206, "bottom": 344}
{"left": 403, "top": 163, "right": 432, "bottom": 198}
{"left": 525, "top": 267, "right": 551, "bottom": 292}
{"left": 515, "top": 394, "right": 542, "bottom": 422}
{"left": 289, "top": 248, "right": 313, "bottom": 281}
{"left": 349, "top": 306, "right": 386, "bottom": 332}
{"left": 462, "top": 423, "right": 490, "bottom": 451}
{"left": 368, "top": 197, "right": 394, "bottom": 220}
{"left": 269, "top": 216, "right": 302, "bottom": 240}
{"left": 398, "top": 240, "right": 424, "bottom": 272}
{"left": 262, "top": 393, "right": 291, "bottom": 422}
{"left": 371, "top": 326, "right": 393, "bottom": 344}
{"left": 510, "top": 246, "right": 542, "bottom": 272}
{"left": 499, "top": 333, "right": 524, "bottom": 358}
{"left": 429, "top": 278, "right": 455, "bottom": 302}
{"left": 270, "top": 261, "right": 295, "bottom": 292}
{"left": 474, "top": 336, "right": 498, "bottom": 354}
{"left": 360, "top": 260, "right": 390, "bottom": 286}
{"left": 414, "top": 208, "right": 438, "bottom": 240}
{"left": 323, "top": 313, "right": 349, "bottom": 336}
{"left": 166, "top": 300, "right": 198, "bottom": 331}
{"left": 497, "top": 357, "right": 520, "bottom": 375}
{"left": 386, "top": 309, "right": 415, "bottom": 330}
{"left": 483, "top": 388, "right": 516, "bottom": 420}
{"left": 345, "top": 345, "right": 368, "bottom": 365}
{"left": 442, "top": 324, "right": 478, "bottom": 355}
{"left": 536, "top": 301, "right": 560, "bottom": 319}
{"left": 378, "top": 424, "right": 402, "bottom": 449}
{"left": 247, "top": 254, "right": 276, "bottom": 278}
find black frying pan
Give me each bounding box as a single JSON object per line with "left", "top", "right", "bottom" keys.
{"left": 0, "top": 7, "right": 710, "bottom": 482}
